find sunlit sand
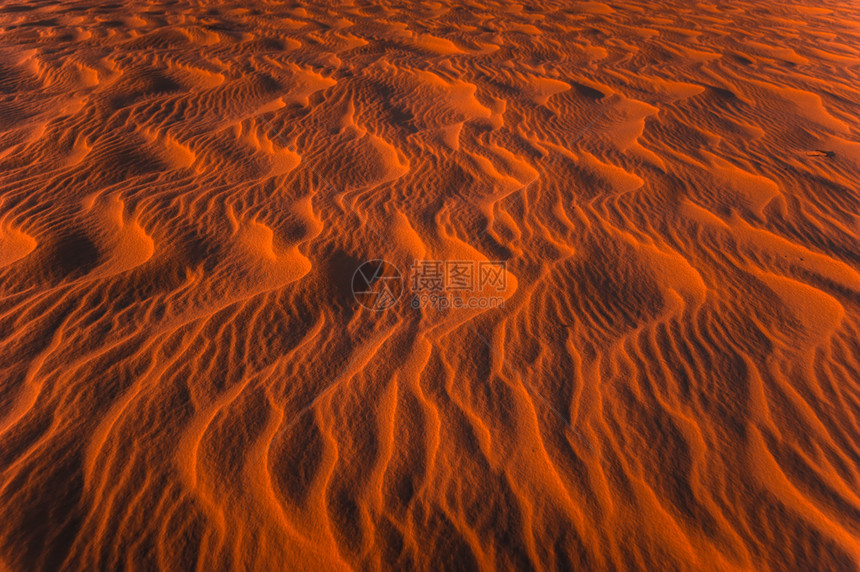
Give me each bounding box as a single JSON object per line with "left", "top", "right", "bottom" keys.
{"left": 1, "top": 1, "right": 859, "bottom": 570}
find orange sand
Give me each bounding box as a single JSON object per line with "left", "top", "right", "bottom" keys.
{"left": 1, "top": 1, "right": 859, "bottom": 570}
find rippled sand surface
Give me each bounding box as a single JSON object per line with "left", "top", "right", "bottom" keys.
{"left": 1, "top": 1, "right": 859, "bottom": 570}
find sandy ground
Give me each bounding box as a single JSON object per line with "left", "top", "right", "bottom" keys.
{"left": 1, "top": 0, "right": 859, "bottom": 570}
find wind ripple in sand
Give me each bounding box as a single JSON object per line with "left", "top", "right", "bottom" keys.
{"left": 1, "top": 1, "right": 859, "bottom": 570}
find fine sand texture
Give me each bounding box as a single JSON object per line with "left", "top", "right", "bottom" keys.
{"left": 1, "top": 1, "right": 859, "bottom": 570}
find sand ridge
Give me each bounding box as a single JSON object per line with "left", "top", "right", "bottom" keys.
{"left": 1, "top": 0, "right": 859, "bottom": 570}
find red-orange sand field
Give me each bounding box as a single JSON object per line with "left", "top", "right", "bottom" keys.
{"left": 1, "top": 0, "right": 859, "bottom": 570}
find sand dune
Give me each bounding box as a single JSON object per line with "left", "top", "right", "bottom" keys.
{"left": 1, "top": 0, "right": 859, "bottom": 570}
